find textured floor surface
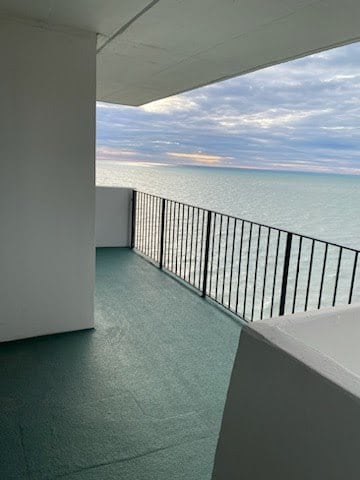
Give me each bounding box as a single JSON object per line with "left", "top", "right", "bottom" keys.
{"left": 0, "top": 248, "right": 241, "bottom": 480}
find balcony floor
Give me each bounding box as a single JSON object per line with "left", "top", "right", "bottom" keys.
{"left": 0, "top": 248, "right": 241, "bottom": 480}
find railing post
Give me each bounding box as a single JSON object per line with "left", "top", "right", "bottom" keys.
{"left": 202, "top": 210, "right": 212, "bottom": 297}
{"left": 279, "top": 232, "right": 292, "bottom": 316}
{"left": 130, "top": 190, "right": 137, "bottom": 249}
{"left": 159, "top": 198, "right": 166, "bottom": 269}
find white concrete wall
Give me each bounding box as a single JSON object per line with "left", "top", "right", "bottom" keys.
{"left": 95, "top": 187, "right": 133, "bottom": 247}
{"left": 213, "top": 304, "right": 360, "bottom": 480}
{"left": 0, "top": 18, "right": 96, "bottom": 342}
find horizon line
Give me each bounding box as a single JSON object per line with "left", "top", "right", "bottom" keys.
{"left": 96, "top": 159, "right": 360, "bottom": 177}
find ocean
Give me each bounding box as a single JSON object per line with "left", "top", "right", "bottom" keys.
{"left": 96, "top": 162, "right": 360, "bottom": 319}
{"left": 96, "top": 161, "right": 360, "bottom": 250}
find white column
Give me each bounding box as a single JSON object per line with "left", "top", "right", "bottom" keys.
{"left": 0, "top": 18, "right": 96, "bottom": 342}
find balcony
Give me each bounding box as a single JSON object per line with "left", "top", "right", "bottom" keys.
{"left": 2, "top": 187, "right": 360, "bottom": 480}
{"left": 2, "top": 6, "right": 360, "bottom": 479}
{"left": 0, "top": 247, "right": 241, "bottom": 480}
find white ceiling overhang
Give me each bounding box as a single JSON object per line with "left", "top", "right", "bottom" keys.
{"left": 1, "top": 0, "right": 360, "bottom": 105}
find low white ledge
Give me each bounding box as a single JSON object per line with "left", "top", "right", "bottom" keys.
{"left": 95, "top": 186, "right": 133, "bottom": 247}
{"left": 213, "top": 303, "right": 360, "bottom": 480}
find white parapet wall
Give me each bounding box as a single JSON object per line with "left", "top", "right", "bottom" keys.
{"left": 95, "top": 187, "right": 133, "bottom": 247}
{"left": 213, "top": 303, "right": 360, "bottom": 480}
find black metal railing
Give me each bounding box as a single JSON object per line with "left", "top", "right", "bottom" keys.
{"left": 132, "top": 190, "right": 359, "bottom": 322}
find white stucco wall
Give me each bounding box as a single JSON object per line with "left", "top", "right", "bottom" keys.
{"left": 265, "top": 304, "right": 360, "bottom": 378}
{"left": 0, "top": 18, "right": 96, "bottom": 342}
{"left": 213, "top": 304, "right": 360, "bottom": 480}
{"left": 95, "top": 187, "right": 133, "bottom": 247}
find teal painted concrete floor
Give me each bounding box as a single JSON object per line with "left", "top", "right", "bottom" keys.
{"left": 0, "top": 248, "right": 241, "bottom": 480}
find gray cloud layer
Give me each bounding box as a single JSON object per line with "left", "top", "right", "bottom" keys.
{"left": 97, "top": 42, "right": 360, "bottom": 174}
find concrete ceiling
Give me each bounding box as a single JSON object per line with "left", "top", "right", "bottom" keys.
{"left": 1, "top": 0, "right": 360, "bottom": 105}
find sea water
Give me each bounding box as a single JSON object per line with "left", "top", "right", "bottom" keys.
{"left": 97, "top": 162, "right": 360, "bottom": 318}
{"left": 97, "top": 162, "right": 360, "bottom": 249}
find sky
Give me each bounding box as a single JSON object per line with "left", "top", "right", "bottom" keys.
{"left": 96, "top": 42, "right": 360, "bottom": 175}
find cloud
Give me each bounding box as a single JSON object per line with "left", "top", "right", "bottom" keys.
{"left": 96, "top": 41, "right": 360, "bottom": 174}
{"left": 212, "top": 108, "right": 323, "bottom": 129}
{"left": 166, "top": 152, "right": 232, "bottom": 165}
{"left": 97, "top": 102, "right": 123, "bottom": 110}
{"left": 96, "top": 146, "right": 138, "bottom": 161}
{"left": 140, "top": 96, "right": 198, "bottom": 114}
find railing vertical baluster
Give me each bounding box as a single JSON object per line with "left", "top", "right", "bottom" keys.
{"left": 215, "top": 215, "right": 223, "bottom": 300}
{"left": 292, "top": 236, "right": 303, "bottom": 313}
{"left": 235, "top": 220, "right": 245, "bottom": 314}
{"left": 198, "top": 210, "right": 206, "bottom": 290}
{"left": 228, "top": 218, "right": 237, "bottom": 309}
{"left": 151, "top": 196, "right": 154, "bottom": 258}
{"left": 318, "top": 243, "right": 328, "bottom": 309}
{"left": 171, "top": 201, "right": 176, "bottom": 272}
{"left": 175, "top": 202, "right": 181, "bottom": 275}
{"left": 184, "top": 205, "right": 189, "bottom": 280}
{"left": 209, "top": 213, "right": 217, "bottom": 297}
{"left": 141, "top": 193, "right": 145, "bottom": 254}
{"left": 148, "top": 194, "right": 152, "bottom": 257}
{"left": 145, "top": 194, "right": 149, "bottom": 256}
{"left": 270, "top": 231, "right": 281, "bottom": 317}
{"left": 243, "top": 222, "right": 253, "bottom": 319}
{"left": 154, "top": 196, "right": 158, "bottom": 259}
{"left": 251, "top": 225, "right": 262, "bottom": 321}
{"left": 202, "top": 210, "right": 212, "bottom": 297}
{"left": 179, "top": 203, "right": 185, "bottom": 278}
{"left": 139, "top": 193, "right": 143, "bottom": 252}
{"left": 279, "top": 232, "right": 293, "bottom": 316}
{"left": 260, "top": 228, "right": 271, "bottom": 320}
{"left": 304, "top": 239, "right": 315, "bottom": 311}
{"left": 156, "top": 197, "right": 160, "bottom": 260}
{"left": 132, "top": 191, "right": 359, "bottom": 322}
{"left": 153, "top": 197, "right": 156, "bottom": 259}
{"left": 131, "top": 190, "right": 137, "bottom": 249}
{"left": 164, "top": 199, "right": 170, "bottom": 268}
{"left": 332, "top": 247, "right": 343, "bottom": 306}
{"left": 221, "top": 216, "right": 230, "bottom": 305}
{"left": 152, "top": 196, "right": 156, "bottom": 259}
{"left": 159, "top": 198, "right": 166, "bottom": 269}
{"left": 188, "top": 206, "right": 195, "bottom": 284}
{"left": 151, "top": 197, "right": 157, "bottom": 262}
{"left": 149, "top": 195, "right": 153, "bottom": 258}
{"left": 349, "top": 251, "right": 358, "bottom": 304}
{"left": 193, "top": 208, "right": 200, "bottom": 286}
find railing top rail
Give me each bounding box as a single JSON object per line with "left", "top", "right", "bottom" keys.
{"left": 134, "top": 189, "right": 360, "bottom": 254}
